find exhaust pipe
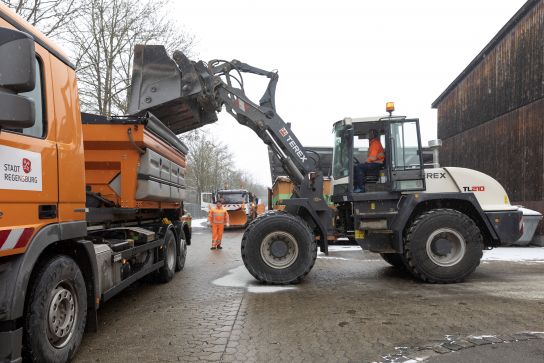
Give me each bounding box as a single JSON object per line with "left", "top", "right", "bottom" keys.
{"left": 128, "top": 45, "right": 218, "bottom": 134}
{"left": 428, "top": 139, "right": 442, "bottom": 168}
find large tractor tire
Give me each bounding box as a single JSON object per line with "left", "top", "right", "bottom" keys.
{"left": 175, "top": 229, "right": 187, "bottom": 272}
{"left": 379, "top": 253, "right": 406, "bottom": 269}
{"left": 241, "top": 211, "right": 317, "bottom": 284}
{"left": 24, "top": 256, "right": 87, "bottom": 363}
{"left": 158, "top": 229, "right": 176, "bottom": 282}
{"left": 403, "top": 208, "right": 483, "bottom": 283}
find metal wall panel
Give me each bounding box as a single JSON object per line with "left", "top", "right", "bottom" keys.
{"left": 437, "top": 0, "right": 544, "bottom": 140}
{"left": 440, "top": 98, "right": 544, "bottom": 207}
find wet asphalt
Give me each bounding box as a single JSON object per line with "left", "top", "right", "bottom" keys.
{"left": 75, "top": 221, "right": 544, "bottom": 362}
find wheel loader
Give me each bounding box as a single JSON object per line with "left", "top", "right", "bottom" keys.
{"left": 128, "top": 45, "right": 523, "bottom": 285}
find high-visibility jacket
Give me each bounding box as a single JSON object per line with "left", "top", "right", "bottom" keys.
{"left": 367, "top": 138, "right": 385, "bottom": 163}
{"left": 208, "top": 207, "right": 229, "bottom": 225}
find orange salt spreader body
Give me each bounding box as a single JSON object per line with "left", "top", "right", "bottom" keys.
{"left": 82, "top": 113, "right": 187, "bottom": 212}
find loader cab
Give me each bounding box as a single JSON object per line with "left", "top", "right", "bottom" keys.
{"left": 331, "top": 115, "right": 426, "bottom": 201}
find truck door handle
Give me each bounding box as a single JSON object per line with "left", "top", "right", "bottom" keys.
{"left": 39, "top": 205, "right": 57, "bottom": 219}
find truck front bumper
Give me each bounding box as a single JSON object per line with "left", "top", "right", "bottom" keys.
{"left": 486, "top": 210, "right": 523, "bottom": 246}
{"left": 0, "top": 327, "right": 22, "bottom": 363}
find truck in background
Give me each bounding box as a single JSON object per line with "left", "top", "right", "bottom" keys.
{"left": 0, "top": 6, "right": 191, "bottom": 363}
{"left": 201, "top": 189, "right": 264, "bottom": 228}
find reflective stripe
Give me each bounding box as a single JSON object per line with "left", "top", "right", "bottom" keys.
{"left": 210, "top": 209, "right": 228, "bottom": 224}
{"left": 1, "top": 229, "right": 24, "bottom": 250}
{"left": 0, "top": 228, "right": 34, "bottom": 251}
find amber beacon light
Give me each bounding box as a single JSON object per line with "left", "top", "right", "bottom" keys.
{"left": 386, "top": 102, "right": 395, "bottom": 115}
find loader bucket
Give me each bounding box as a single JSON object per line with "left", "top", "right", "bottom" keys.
{"left": 128, "top": 44, "right": 218, "bottom": 134}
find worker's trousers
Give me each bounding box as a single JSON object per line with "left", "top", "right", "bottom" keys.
{"left": 211, "top": 224, "right": 225, "bottom": 247}
{"left": 354, "top": 162, "right": 382, "bottom": 190}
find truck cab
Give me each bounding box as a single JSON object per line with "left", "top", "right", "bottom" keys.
{"left": 331, "top": 115, "right": 426, "bottom": 199}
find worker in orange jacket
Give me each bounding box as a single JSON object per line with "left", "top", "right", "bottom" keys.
{"left": 208, "top": 201, "right": 230, "bottom": 250}
{"left": 354, "top": 129, "right": 385, "bottom": 193}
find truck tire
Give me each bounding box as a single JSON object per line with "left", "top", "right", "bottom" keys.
{"left": 24, "top": 256, "right": 87, "bottom": 363}
{"left": 379, "top": 253, "right": 406, "bottom": 269}
{"left": 403, "top": 208, "right": 483, "bottom": 283}
{"left": 158, "top": 229, "right": 176, "bottom": 282}
{"left": 241, "top": 211, "right": 317, "bottom": 284}
{"left": 175, "top": 229, "right": 187, "bottom": 272}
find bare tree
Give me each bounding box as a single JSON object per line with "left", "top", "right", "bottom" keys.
{"left": 68, "top": 0, "right": 194, "bottom": 115}
{"left": 1, "top": 0, "right": 81, "bottom": 37}
{"left": 181, "top": 130, "right": 267, "bottom": 205}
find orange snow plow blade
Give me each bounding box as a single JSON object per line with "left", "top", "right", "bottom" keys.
{"left": 228, "top": 209, "right": 248, "bottom": 228}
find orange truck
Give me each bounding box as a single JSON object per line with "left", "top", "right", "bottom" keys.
{"left": 201, "top": 189, "right": 263, "bottom": 228}
{"left": 0, "top": 6, "right": 192, "bottom": 363}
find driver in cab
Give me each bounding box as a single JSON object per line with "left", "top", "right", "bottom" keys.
{"left": 354, "top": 129, "right": 384, "bottom": 193}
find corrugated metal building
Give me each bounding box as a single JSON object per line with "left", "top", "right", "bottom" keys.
{"left": 432, "top": 0, "right": 544, "bottom": 233}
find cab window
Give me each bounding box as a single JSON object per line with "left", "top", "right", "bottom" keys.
{"left": 5, "top": 58, "right": 45, "bottom": 138}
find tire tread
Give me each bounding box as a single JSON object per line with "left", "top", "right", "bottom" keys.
{"left": 241, "top": 211, "right": 316, "bottom": 285}
{"left": 403, "top": 208, "right": 483, "bottom": 283}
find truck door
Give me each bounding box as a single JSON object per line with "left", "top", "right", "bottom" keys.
{"left": 387, "top": 118, "right": 425, "bottom": 192}
{"left": 0, "top": 42, "right": 59, "bottom": 257}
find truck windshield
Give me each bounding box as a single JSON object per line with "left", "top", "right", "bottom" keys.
{"left": 332, "top": 123, "right": 350, "bottom": 179}
{"left": 218, "top": 193, "right": 246, "bottom": 204}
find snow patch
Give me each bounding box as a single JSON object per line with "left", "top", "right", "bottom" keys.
{"left": 317, "top": 255, "right": 351, "bottom": 261}
{"left": 327, "top": 245, "right": 362, "bottom": 252}
{"left": 191, "top": 218, "right": 209, "bottom": 227}
{"left": 482, "top": 247, "right": 544, "bottom": 262}
{"left": 212, "top": 266, "right": 296, "bottom": 293}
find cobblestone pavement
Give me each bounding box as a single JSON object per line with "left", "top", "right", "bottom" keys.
{"left": 75, "top": 222, "right": 544, "bottom": 362}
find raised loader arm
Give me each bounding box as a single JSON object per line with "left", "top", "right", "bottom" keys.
{"left": 129, "top": 45, "right": 334, "bottom": 253}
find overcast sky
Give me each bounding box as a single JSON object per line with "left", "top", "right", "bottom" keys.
{"left": 173, "top": 0, "right": 527, "bottom": 186}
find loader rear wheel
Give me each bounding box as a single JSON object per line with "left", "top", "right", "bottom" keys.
{"left": 403, "top": 208, "right": 483, "bottom": 283}
{"left": 24, "top": 256, "right": 87, "bottom": 363}
{"left": 379, "top": 253, "right": 406, "bottom": 269}
{"left": 158, "top": 229, "right": 176, "bottom": 282}
{"left": 241, "top": 212, "right": 317, "bottom": 284}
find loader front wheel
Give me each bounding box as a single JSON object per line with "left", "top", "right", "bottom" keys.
{"left": 241, "top": 212, "right": 317, "bottom": 284}
{"left": 403, "top": 208, "right": 483, "bottom": 283}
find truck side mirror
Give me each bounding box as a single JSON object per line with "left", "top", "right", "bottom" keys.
{"left": 0, "top": 28, "right": 36, "bottom": 129}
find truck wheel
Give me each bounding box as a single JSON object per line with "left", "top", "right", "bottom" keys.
{"left": 379, "top": 253, "right": 406, "bottom": 269}
{"left": 24, "top": 256, "right": 87, "bottom": 363}
{"left": 403, "top": 208, "right": 483, "bottom": 283}
{"left": 158, "top": 229, "right": 176, "bottom": 282}
{"left": 175, "top": 229, "right": 187, "bottom": 272}
{"left": 241, "top": 212, "right": 317, "bottom": 284}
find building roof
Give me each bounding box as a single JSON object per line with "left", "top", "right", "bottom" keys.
{"left": 431, "top": 0, "right": 539, "bottom": 108}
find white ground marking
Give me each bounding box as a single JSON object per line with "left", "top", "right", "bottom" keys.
{"left": 213, "top": 266, "right": 296, "bottom": 293}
